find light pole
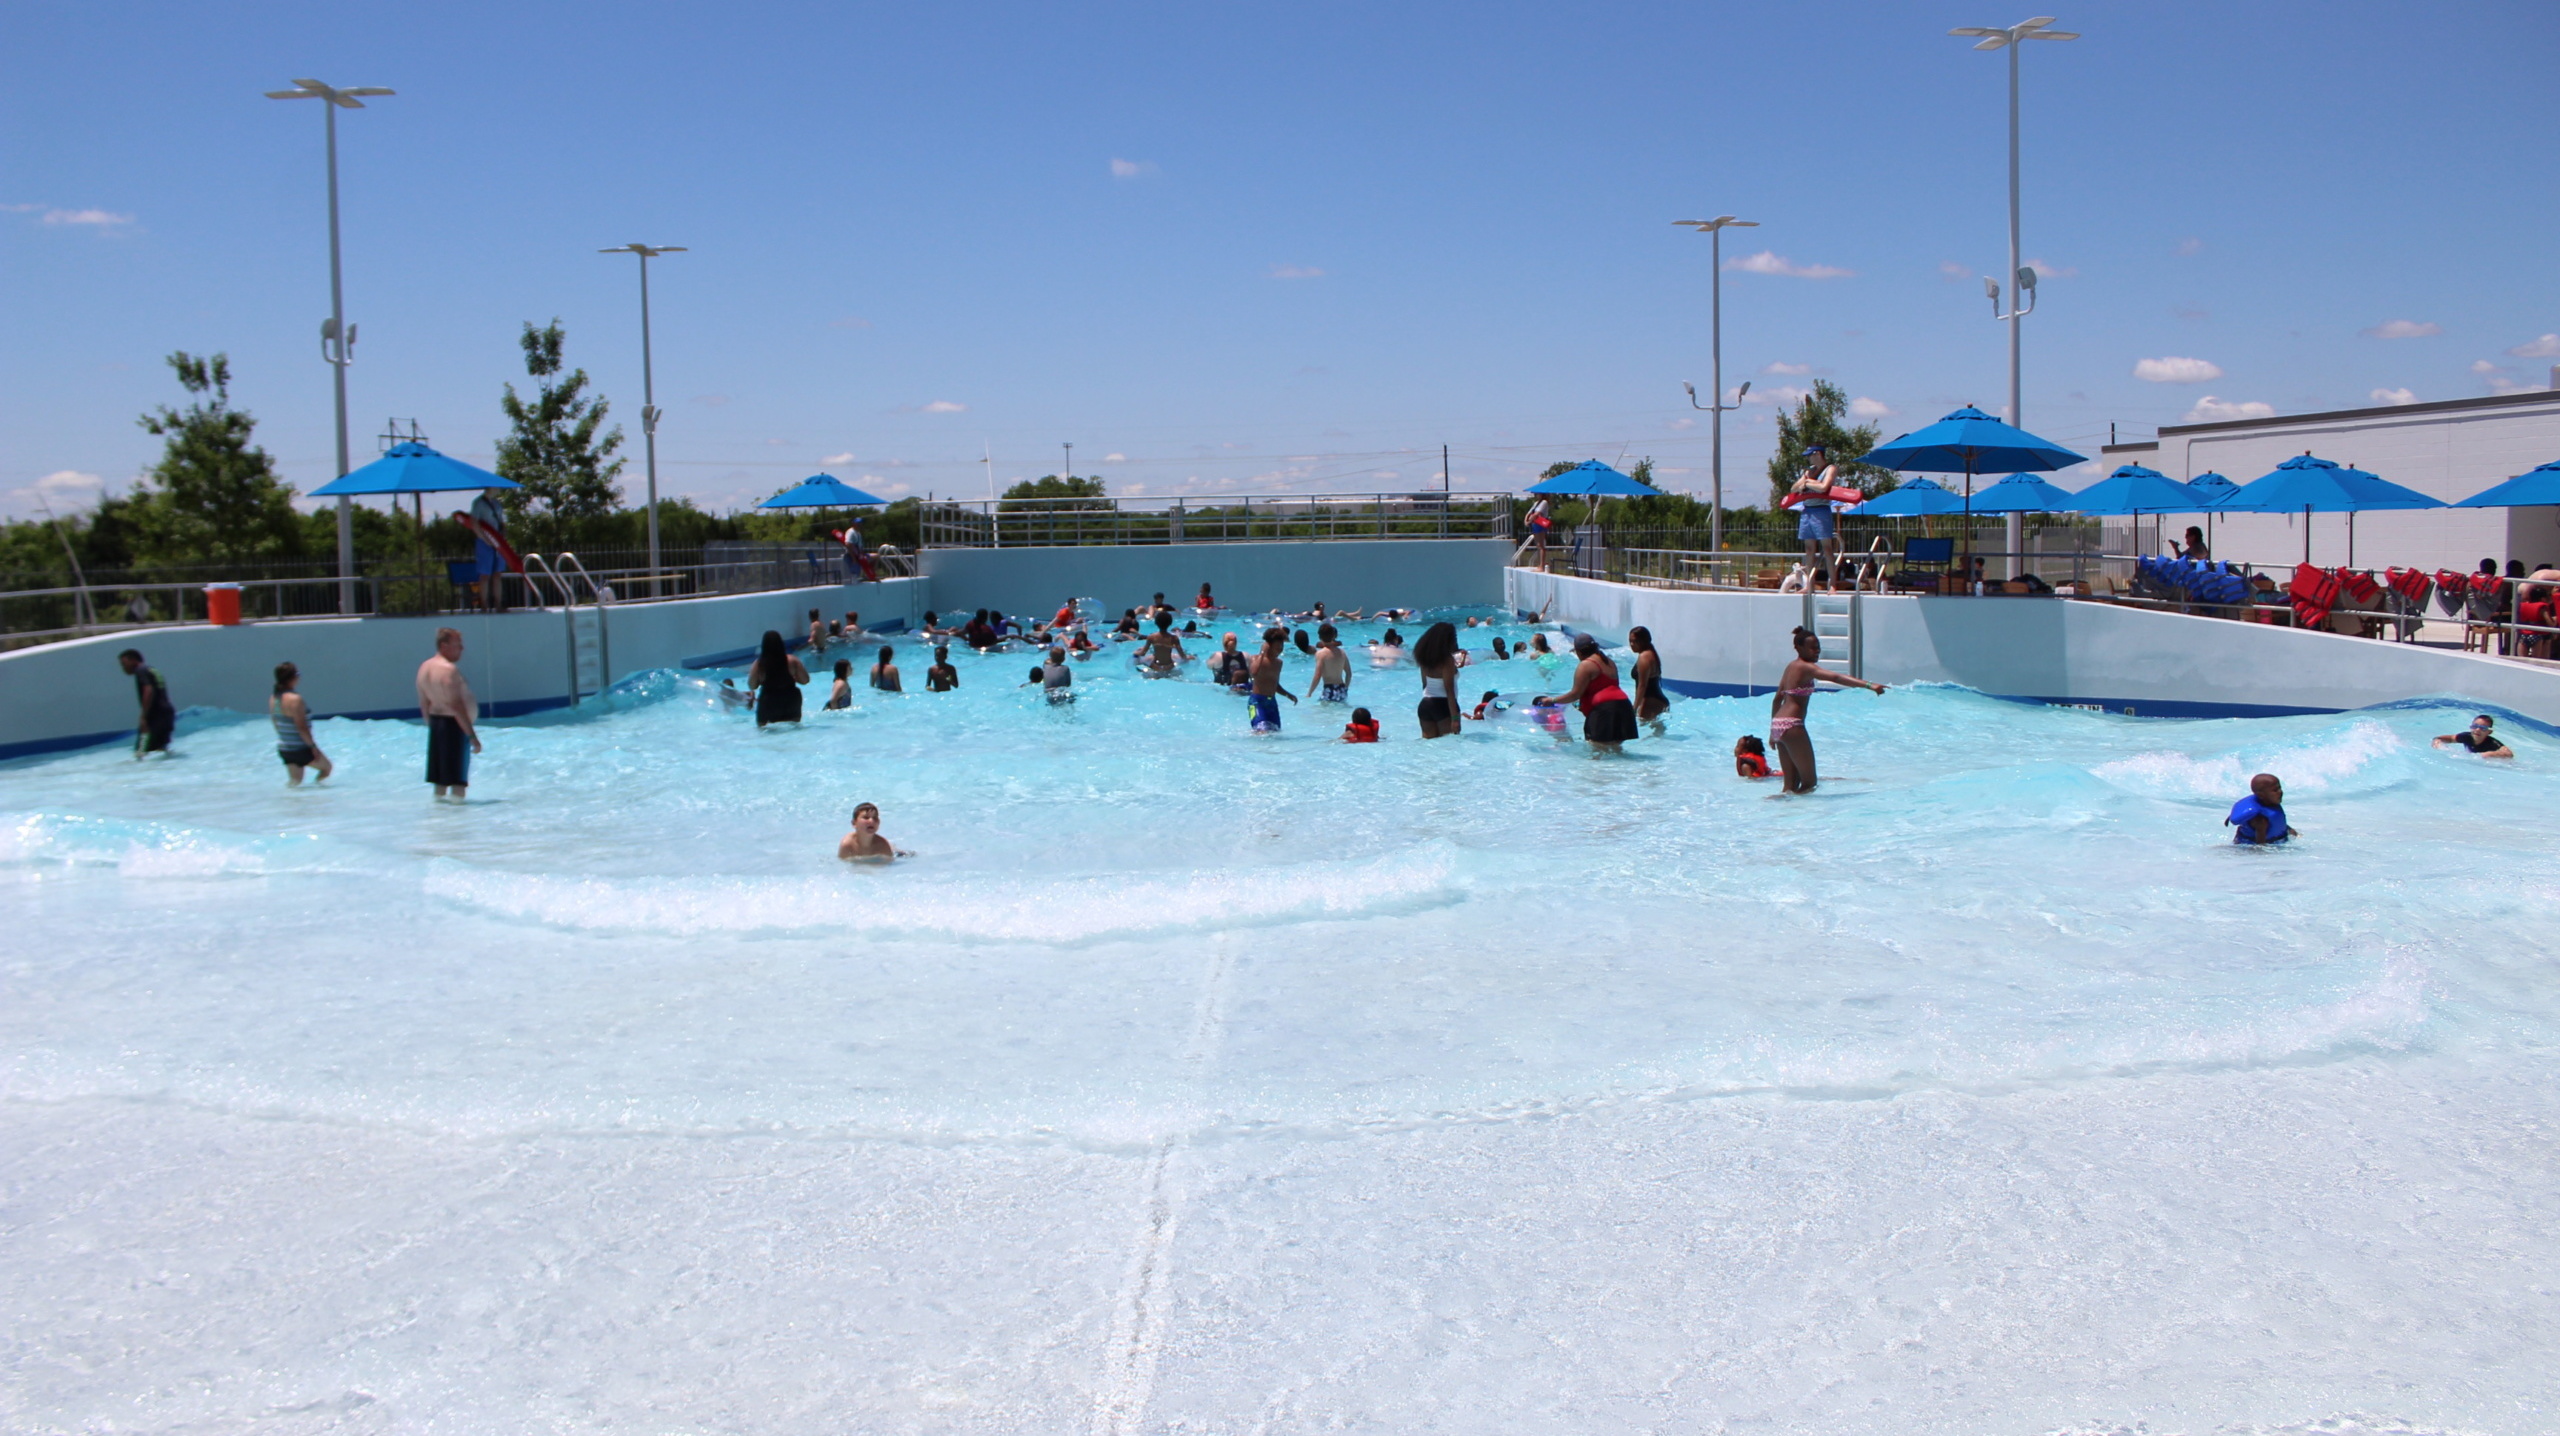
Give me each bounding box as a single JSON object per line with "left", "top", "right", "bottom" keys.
{"left": 1951, "top": 15, "right": 2076, "bottom": 576}
{"left": 1676, "top": 215, "right": 1758, "bottom": 558}
{"left": 598, "top": 244, "right": 686, "bottom": 583}
{"left": 266, "top": 78, "right": 393, "bottom": 614}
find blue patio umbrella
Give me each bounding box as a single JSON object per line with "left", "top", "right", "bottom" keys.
{"left": 2218, "top": 453, "right": 2443, "bottom": 564}
{"left": 2067, "top": 464, "right": 2206, "bottom": 515}
{"left": 1967, "top": 472, "right": 2080, "bottom": 513}
{"left": 760, "top": 473, "right": 889, "bottom": 508}
{"left": 1525, "top": 460, "right": 1660, "bottom": 498}
{"left": 2186, "top": 471, "right": 2240, "bottom": 504}
{"left": 1861, "top": 407, "right": 2088, "bottom": 571}
{"left": 1844, "top": 477, "right": 1970, "bottom": 517}
{"left": 307, "top": 441, "right": 518, "bottom": 497}
{"left": 2451, "top": 458, "right": 2560, "bottom": 509}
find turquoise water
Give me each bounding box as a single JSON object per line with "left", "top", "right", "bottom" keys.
{"left": 4, "top": 608, "right": 2556, "bottom": 1432}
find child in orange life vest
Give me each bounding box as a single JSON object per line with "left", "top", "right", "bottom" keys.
{"left": 1734, "top": 734, "right": 1772, "bottom": 779}
{"left": 1342, "top": 707, "right": 1380, "bottom": 743}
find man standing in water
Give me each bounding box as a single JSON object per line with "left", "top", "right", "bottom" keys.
{"left": 416, "top": 627, "right": 482, "bottom": 801}
{"left": 1309, "top": 624, "right": 1351, "bottom": 702}
{"left": 1247, "top": 626, "right": 1299, "bottom": 733}
{"left": 117, "top": 649, "right": 176, "bottom": 757}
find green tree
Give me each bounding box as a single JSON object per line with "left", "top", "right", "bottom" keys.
{"left": 1000, "top": 474, "right": 1111, "bottom": 513}
{"left": 1766, "top": 379, "right": 1893, "bottom": 507}
{"left": 495, "top": 320, "right": 624, "bottom": 549}
{"left": 130, "top": 352, "right": 304, "bottom": 564}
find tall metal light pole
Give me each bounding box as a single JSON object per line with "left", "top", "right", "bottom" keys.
{"left": 266, "top": 78, "right": 393, "bottom": 614}
{"left": 1951, "top": 16, "right": 2076, "bottom": 576}
{"left": 1676, "top": 215, "right": 1758, "bottom": 557}
{"left": 598, "top": 244, "right": 686, "bottom": 582}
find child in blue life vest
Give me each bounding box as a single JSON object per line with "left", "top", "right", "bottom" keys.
{"left": 2225, "top": 772, "right": 2294, "bottom": 845}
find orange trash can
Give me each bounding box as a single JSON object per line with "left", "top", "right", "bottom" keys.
{"left": 204, "top": 583, "right": 243, "bottom": 626}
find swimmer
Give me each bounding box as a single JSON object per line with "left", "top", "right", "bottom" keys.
{"left": 1414, "top": 621, "right": 1465, "bottom": 739}
{"left": 925, "top": 646, "right": 959, "bottom": 692}
{"left": 1342, "top": 706, "right": 1380, "bottom": 742}
{"left": 1467, "top": 689, "right": 1504, "bottom": 721}
{"left": 919, "top": 611, "right": 949, "bottom": 639}
{"left": 2226, "top": 773, "right": 2295, "bottom": 844}
{"left": 1768, "top": 625, "right": 1884, "bottom": 792}
{"left": 1040, "top": 646, "right": 1075, "bottom": 703}
{"left": 718, "top": 677, "right": 753, "bottom": 710}
{"left": 1491, "top": 636, "right": 1511, "bottom": 661}
{"left": 1053, "top": 598, "right": 1079, "bottom": 629}
{"left": 749, "top": 630, "right": 807, "bottom": 728}
{"left": 1196, "top": 582, "right": 1216, "bottom": 611}
{"left": 1112, "top": 608, "right": 1142, "bottom": 639}
{"left": 824, "top": 658, "right": 854, "bottom": 710}
{"left": 1138, "top": 614, "right": 1189, "bottom": 677}
{"left": 1247, "top": 626, "right": 1299, "bottom": 732}
{"left": 269, "top": 662, "right": 331, "bottom": 785}
{"left": 2434, "top": 714, "right": 2514, "bottom": 759}
{"left": 870, "top": 644, "right": 902, "bottom": 693}
{"left": 1068, "top": 627, "right": 1099, "bottom": 658}
{"left": 843, "top": 611, "right": 866, "bottom": 640}
{"left": 962, "top": 610, "right": 999, "bottom": 650}
{"left": 1309, "top": 624, "right": 1352, "bottom": 702}
{"left": 1733, "top": 734, "right": 1771, "bottom": 779}
{"left": 807, "top": 608, "right": 829, "bottom": 655}
{"left": 1628, "top": 625, "right": 1669, "bottom": 734}
{"left": 1210, "top": 632, "right": 1253, "bottom": 690}
{"left": 1294, "top": 628, "right": 1315, "bottom": 656}
{"left": 1526, "top": 632, "right": 1554, "bottom": 657}
{"left": 838, "top": 801, "right": 908, "bottom": 863}
{"left": 1530, "top": 633, "right": 1636, "bottom": 753}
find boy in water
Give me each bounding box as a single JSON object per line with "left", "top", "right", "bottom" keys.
{"left": 839, "top": 802, "right": 905, "bottom": 863}
{"left": 1342, "top": 707, "right": 1379, "bottom": 742}
{"left": 1247, "top": 626, "right": 1299, "bottom": 733}
{"left": 2225, "top": 773, "right": 2295, "bottom": 845}
{"left": 1138, "top": 614, "right": 1189, "bottom": 677}
{"left": 1309, "top": 624, "right": 1351, "bottom": 702}
{"left": 1468, "top": 690, "right": 1504, "bottom": 721}
{"left": 925, "top": 646, "right": 959, "bottom": 691}
{"left": 2433, "top": 714, "right": 2513, "bottom": 759}
{"left": 119, "top": 649, "right": 176, "bottom": 757}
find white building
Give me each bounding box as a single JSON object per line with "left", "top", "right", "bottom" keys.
{"left": 2100, "top": 378, "right": 2560, "bottom": 575}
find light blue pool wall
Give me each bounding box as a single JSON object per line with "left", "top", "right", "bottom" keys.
{"left": 1508, "top": 568, "right": 2560, "bottom": 728}
{"left": 918, "top": 538, "right": 1513, "bottom": 622}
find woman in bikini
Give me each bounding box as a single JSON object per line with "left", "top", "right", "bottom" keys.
{"left": 1769, "top": 625, "right": 1884, "bottom": 793}
{"left": 1627, "top": 625, "right": 1669, "bottom": 733}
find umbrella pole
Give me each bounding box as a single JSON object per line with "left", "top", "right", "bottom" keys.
{"left": 2303, "top": 504, "right": 2312, "bottom": 567}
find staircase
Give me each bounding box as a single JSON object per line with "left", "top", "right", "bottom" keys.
{"left": 1804, "top": 590, "right": 1862, "bottom": 679}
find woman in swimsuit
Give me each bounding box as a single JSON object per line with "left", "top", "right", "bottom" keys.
{"left": 1531, "top": 634, "right": 1637, "bottom": 753}
{"left": 1769, "top": 625, "right": 1883, "bottom": 793}
{"left": 748, "top": 629, "right": 808, "bottom": 727}
{"left": 1412, "top": 621, "right": 1464, "bottom": 739}
{"left": 1627, "top": 625, "right": 1669, "bottom": 732}
{"left": 870, "top": 644, "right": 902, "bottom": 692}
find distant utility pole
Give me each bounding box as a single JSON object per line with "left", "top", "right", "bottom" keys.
{"left": 1952, "top": 13, "right": 2079, "bottom": 576}
{"left": 598, "top": 243, "right": 687, "bottom": 581}
{"left": 1062, "top": 442, "right": 1073, "bottom": 482}
{"left": 265, "top": 77, "right": 394, "bottom": 614}
{"left": 1676, "top": 215, "right": 1757, "bottom": 556}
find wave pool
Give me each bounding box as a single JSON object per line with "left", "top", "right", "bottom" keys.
{"left": 4, "top": 611, "right": 2555, "bottom": 1434}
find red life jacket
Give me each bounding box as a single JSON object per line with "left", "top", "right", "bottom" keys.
{"left": 2334, "top": 569, "right": 2381, "bottom": 605}
{"left": 2386, "top": 567, "right": 2432, "bottom": 605}
{"left": 2287, "top": 563, "right": 2338, "bottom": 630}
{"left": 1737, "top": 750, "right": 1771, "bottom": 778}
{"left": 2471, "top": 571, "right": 2508, "bottom": 597}
{"left": 1344, "top": 721, "right": 1379, "bottom": 743}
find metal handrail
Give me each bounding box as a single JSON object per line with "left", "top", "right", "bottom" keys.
{"left": 552, "top": 553, "right": 611, "bottom": 692}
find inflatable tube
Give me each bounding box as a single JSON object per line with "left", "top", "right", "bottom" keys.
{"left": 452, "top": 510, "right": 522, "bottom": 573}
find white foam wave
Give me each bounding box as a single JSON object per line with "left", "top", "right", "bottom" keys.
{"left": 425, "top": 845, "right": 1463, "bottom": 943}
{"left": 2090, "top": 718, "right": 2407, "bottom": 800}
{"left": 0, "top": 812, "right": 349, "bottom": 878}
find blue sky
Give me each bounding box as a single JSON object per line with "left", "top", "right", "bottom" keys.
{"left": 5, "top": 0, "right": 2556, "bottom": 520}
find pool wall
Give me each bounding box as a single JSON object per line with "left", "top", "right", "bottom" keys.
{"left": 921, "top": 538, "right": 1510, "bottom": 619}
{"left": 1508, "top": 568, "right": 2560, "bottom": 727}
{"left": 0, "top": 578, "right": 929, "bottom": 760}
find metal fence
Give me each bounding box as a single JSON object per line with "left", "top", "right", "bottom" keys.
{"left": 918, "top": 493, "right": 1511, "bottom": 549}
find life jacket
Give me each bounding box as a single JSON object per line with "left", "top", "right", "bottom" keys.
{"left": 2202, "top": 564, "right": 2249, "bottom": 606}
{"left": 2334, "top": 569, "right": 2381, "bottom": 606}
{"left": 2471, "top": 571, "right": 2507, "bottom": 597}
{"left": 2386, "top": 567, "right": 2432, "bottom": 607}
{"left": 2287, "top": 563, "right": 2338, "bottom": 630}
{"left": 2225, "top": 794, "right": 2291, "bottom": 845}
{"left": 1344, "top": 721, "right": 1379, "bottom": 743}
{"left": 2433, "top": 570, "right": 2473, "bottom": 617}
{"left": 1053, "top": 605, "right": 1076, "bottom": 627}
{"left": 1736, "top": 750, "right": 1771, "bottom": 778}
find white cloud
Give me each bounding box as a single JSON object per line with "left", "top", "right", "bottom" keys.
{"left": 0, "top": 202, "right": 41, "bottom": 213}
{"left": 1268, "top": 263, "right": 1324, "bottom": 279}
{"left": 2471, "top": 359, "right": 2503, "bottom": 374}
{"left": 1762, "top": 360, "right": 1812, "bottom": 375}
{"left": 1937, "top": 260, "right": 1969, "bottom": 281}
{"left": 829, "top": 316, "right": 873, "bottom": 330}
{"left": 1744, "top": 384, "right": 1812, "bottom": 407}
{"left": 2133, "top": 356, "right": 2224, "bottom": 384}
{"left": 1848, "top": 397, "right": 1892, "bottom": 419}
{"left": 40, "top": 208, "right": 132, "bottom": 228}
{"left": 2176, "top": 237, "right": 2204, "bottom": 256}
{"left": 2369, "top": 387, "right": 2419, "bottom": 406}
{"left": 2024, "top": 257, "right": 2077, "bottom": 279}
{"left": 920, "top": 400, "right": 967, "bottom": 414}
{"left": 1667, "top": 417, "right": 1695, "bottom": 430}
{"left": 2183, "top": 395, "right": 2275, "bottom": 423}
{"left": 19, "top": 469, "right": 106, "bottom": 506}
{"left": 821, "top": 452, "right": 855, "bottom": 465}
{"left": 2361, "top": 319, "right": 2441, "bottom": 339}
{"left": 1103, "top": 452, "right": 1126, "bottom": 462}
{"left": 1109, "top": 157, "right": 1158, "bottom": 179}
{"left": 1725, "top": 251, "right": 1854, "bottom": 280}
{"left": 2509, "top": 334, "right": 2560, "bottom": 358}
{"left": 2488, "top": 376, "right": 2545, "bottom": 395}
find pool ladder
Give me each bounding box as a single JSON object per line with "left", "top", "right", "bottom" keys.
{"left": 524, "top": 553, "right": 613, "bottom": 707}
{"left": 1803, "top": 590, "right": 1862, "bottom": 680}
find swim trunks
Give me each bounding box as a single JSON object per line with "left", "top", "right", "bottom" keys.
{"left": 1249, "top": 694, "right": 1281, "bottom": 733}
{"left": 1796, "top": 505, "right": 1836, "bottom": 542}
{"left": 425, "top": 714, "right": 471, "bottom": 787}
{"left": 278, "top": 745, "right": 317, "bottom": 768}
{"left": 1319, "top": 683, "right": 1348, "bottom": 703}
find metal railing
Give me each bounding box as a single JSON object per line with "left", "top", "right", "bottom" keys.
{"left": 918, "top": 493, "right": 1510, "bottom": 549}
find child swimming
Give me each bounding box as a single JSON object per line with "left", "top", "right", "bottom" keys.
{"left": 2226, "top": 773, "right": 2294, "bottom": 845}
{"left": 838, "top": 801, "right": 907, "bottom": 863}
{"left": 825, "top": 659, "right": 853, "bottom": 711}
{"left": 1734, "top": 734, "right": 1771, "bottom": 779}
{"left": 1342, "top": 707, "right": 1379, "bottom": 742}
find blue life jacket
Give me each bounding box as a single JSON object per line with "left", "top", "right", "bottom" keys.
{"left": 2226, "top": 794, "right": 2291, "bottom": 845}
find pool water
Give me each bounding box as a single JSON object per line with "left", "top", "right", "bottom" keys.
{"left": 4, "top": 609, "right": 2556, "bottom": 1434}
